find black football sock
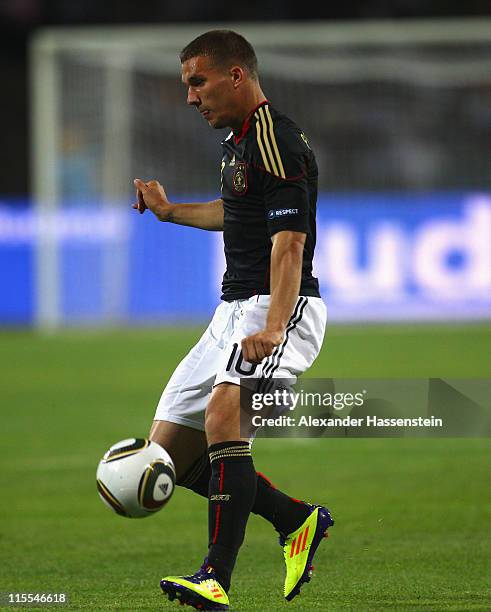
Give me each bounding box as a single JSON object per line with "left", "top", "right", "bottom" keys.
{"left": 206, "top": 441, "right": 257, "bottom": 592}
{"left": 176, "top": 452, "right": 210, "bottom": 492}
{"left": 179, "top": 453, "right": 311, "bottom": 536}
{"left": 253, "top": 471, "right": 311, "bottom": 535}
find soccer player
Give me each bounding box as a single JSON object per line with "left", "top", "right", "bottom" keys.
{"left": 133, "top": 30, "right": 334, "bottom": 611}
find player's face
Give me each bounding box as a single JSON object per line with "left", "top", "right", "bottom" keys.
{"left": 181, "top": 56, "right": 239, "bottom": 130}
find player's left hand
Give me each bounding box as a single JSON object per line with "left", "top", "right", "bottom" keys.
{"left": 241, "top": 329, "right": 284, "bottom": 364}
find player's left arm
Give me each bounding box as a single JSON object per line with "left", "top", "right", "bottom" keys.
{"left": 241, "top": 230, "right": 305, "bottom": 364}
{"left": 241, "top": 119, "right": 313, "bottom": 364}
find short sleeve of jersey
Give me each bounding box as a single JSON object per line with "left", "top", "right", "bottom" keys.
{"left": 255, "top": 118, "right": 311, "bottom": 236}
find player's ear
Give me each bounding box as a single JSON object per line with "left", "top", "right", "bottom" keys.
{"left": 230, "top": 65, "right": 246, "bottom": 89}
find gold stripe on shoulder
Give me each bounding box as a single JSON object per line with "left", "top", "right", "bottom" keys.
{"left": 264, "top": 105, "right": 286, "bottom": 179}
{"left": 256, "top": 107, "right": 280, "bottom": 177}
{"left": 255, "top": 112, "right": 272, "bottom": 173}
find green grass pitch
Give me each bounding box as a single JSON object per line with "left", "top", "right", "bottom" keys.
{"left": 0, "top": 324, "right": 490, "bottom": 610}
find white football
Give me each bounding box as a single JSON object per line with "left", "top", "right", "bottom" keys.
{"left": 96, "top": 438, "right": 176, "bottom": 518}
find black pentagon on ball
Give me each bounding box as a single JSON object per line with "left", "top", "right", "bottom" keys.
{"left": 102, "top": 438, "right": 149, "bottom": 463}
{"left": 96, "top": 479, "right": 128, "bottom": 517}
{"left": 137, "top": 460, "right": 176, "bottom": 511}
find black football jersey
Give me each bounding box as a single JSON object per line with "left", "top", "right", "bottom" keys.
{"left": 220, "top": 100, "right": 321, "bottom": 301}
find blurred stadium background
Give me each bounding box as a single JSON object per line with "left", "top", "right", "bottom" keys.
{"left": 0, "top": 2, "right": 490, "bottom": 610}
{"left": 3, "top": 21, "right": 491, "bottom": 325}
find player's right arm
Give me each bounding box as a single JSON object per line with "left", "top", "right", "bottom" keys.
{"left": 133, "top": 178, "right": 224, "bottom": 231}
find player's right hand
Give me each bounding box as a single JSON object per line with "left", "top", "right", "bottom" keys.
{"left": 132, "top": 183, "right": 147, "bottom": 214}
{"left": 132, "top": 178, "right": 172, "bottom": 221}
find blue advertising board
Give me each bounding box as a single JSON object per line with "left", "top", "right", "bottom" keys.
{"left": 0, "top": 192, "right": 490, "bottom": 325}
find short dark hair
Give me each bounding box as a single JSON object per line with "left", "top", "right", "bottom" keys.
{"left": 180, "top": 30, "right": 258, "bottom": 79}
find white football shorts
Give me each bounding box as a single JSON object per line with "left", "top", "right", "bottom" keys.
{"left": 154, "top": 295, "right": 327, "bottom": 430}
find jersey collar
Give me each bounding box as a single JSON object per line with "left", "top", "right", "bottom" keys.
{"left": 233, "top": 100, "right": 269, "bottom": 145}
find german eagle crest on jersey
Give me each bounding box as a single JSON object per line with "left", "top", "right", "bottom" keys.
{"left": 232, "top": 161, "right": 247, "bottom": 195}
